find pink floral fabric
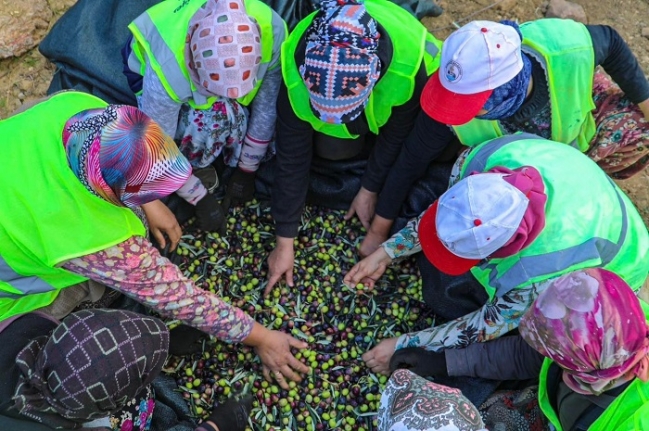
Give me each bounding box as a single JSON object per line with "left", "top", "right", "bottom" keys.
{"left": 61, "top": 236, "right": 254, "bottom": 343}
{"left": 110, "top": 385, "right": 156, "bottom": 431}
{"left": 177, "top": 99, "right": 247, "bottom": 168}
{"left": 519, "top": 268, "right": 649, "bottom": 395}
{"left": 588, "top": 71, "right": 649, "bottom": 179}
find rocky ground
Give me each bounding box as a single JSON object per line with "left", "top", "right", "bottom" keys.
{"left": 0, "top": 0, "right": 648, "bottom": 225}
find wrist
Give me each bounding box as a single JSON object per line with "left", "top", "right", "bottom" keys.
{"left": 359, "top": 186, "right": 377, "bottom": 196}
{"left": 368, "top": 215, "right": 392, "bottom": 236}
{"left": 639, "top": 99, "right": 649, "bottom": 120}
{"left": 242, "top": 322, "right": 270, "bottom": 348}
{"left": 375, "top": 247, "right": 393, "bottom": 266}
{"left": 275, "top": 236, "right": 294, "bottom": 250}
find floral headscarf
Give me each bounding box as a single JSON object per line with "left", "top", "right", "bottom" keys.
{"left": 378, "top": 369, "right": 487, "bottom": 430}
{"left": 63, "top": 105, "right": 192, "bottom": 207}
{"left": 520, "top": 268, "right": 649, "bottom": 395}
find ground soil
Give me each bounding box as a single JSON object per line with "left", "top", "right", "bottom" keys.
{"left": 1, "top": 0, "right": 648, "bottom": 226}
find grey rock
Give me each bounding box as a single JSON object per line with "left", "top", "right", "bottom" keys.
{"left": 0, "top": 0, "right": 52, "bottom": 58}
{"left": 641, "top": 27, "right": 649, "bottom": 39}
{"left": 545, "top": 0, "right": 587, "bottom": 23}
{"left": 496, "top": 0, "right": 518, "bottom": 13}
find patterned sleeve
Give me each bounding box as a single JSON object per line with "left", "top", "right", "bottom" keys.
{"left": 61, "top": 236, "right": 255, "bottom": 343}
{"left": 395, "top": 282, "right": 550, "bottom": 352}
{"left": 139, "top": 62, "right": 182, "bottom": 140}
{"left": 245, "top": 65, "right": 282, "bottom": 144}
{"left": 381, "top": 207, "right": 431, "bottom": 259}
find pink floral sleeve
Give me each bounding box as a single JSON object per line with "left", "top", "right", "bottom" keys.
{"left": 61, "top": 236, "right": 254, "bottom": 343}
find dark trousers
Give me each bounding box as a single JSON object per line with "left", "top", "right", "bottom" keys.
{"left": 417, "top": 253, "right": 501, "bottom": 406}
{"left": 417, "top": 252, "right": 488, "bottom": 321}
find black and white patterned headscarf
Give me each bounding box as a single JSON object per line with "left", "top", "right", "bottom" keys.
{"left": 12, "top": 309, "right": 169, "bottom": 429}
{"left": 378, "top": 369, "right": 488, "bottom": 431}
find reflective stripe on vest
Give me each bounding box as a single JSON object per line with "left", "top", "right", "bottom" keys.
{"left": 460, "top": 134, "right": 649, "bottom": 298}
{"left": 453, "top": 19, "right": 596, "bottom": 151}
{"left": 128, "top": 0, "right": 285, "bottom": 108}
{"left": 478, "top": 179, "right": 628, "bottom": 297}
{"left": 281, "top": 0, "right": 441, "bottom": 139}
{"left": 0, "top": 92, "right": 146, "bottom": 321}
{"left": 0, "top": 255, "right": 56, "bottom": 299}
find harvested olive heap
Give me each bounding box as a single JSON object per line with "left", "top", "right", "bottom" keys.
{"left": 165, "top": 201, "right": 434, "bottom": 431}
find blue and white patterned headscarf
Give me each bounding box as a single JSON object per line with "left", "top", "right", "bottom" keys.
{"left": 300, "top": 0, "right": 381, "bottom": 124}
{"left": 477, "top": 21, "right": 533, "bottom": 120}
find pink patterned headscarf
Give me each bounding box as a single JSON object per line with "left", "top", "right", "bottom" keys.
{"left": 185, "top": 0, "right": 262, "bottom": 99}
{"left": 484, "top": 165, "right": 547, "bottom": 258}
{"left": 520, "top": 268, "right": 649, "bottom": 395}
{"left": 63, "top": 105, "right": 192, "bottom": 207}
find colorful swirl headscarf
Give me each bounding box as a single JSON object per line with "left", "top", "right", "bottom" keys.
{"left": 520, "top": 268, "right": 649, "bottom": 395}
{"left": 63, "top": 105, "right": 192, "bottom": 207}
{"left": 300, "top": 0, "right": 381, "bottom": 124}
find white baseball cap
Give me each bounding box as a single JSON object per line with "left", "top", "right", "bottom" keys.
{"left": 421, "top": 21, "right": 523, "bottom": 125}
{"left": 418, "top": 172, "right": 529, "bottom": 275}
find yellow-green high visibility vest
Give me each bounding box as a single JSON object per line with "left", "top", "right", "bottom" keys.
{"left": 538, "top": 300, "right": 649, "bottom": 431}
{"left": 454, "top": 19, "right": 597, "bottom": 152}
{"left": 128, "top": 0, "right": 287, "bottom": 108}
{"left": 282, "top": 0, "right": 442, "bottom": 139}
{"left": 460, "top": 134, "right": 649, "bottom": 300}
{"left": 0, "top": 92, "right": 146, "bottom": 322}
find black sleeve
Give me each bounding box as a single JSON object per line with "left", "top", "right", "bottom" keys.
{"left": 374, "top": 110, "right": 455, "bottom": 219}
{"left": 0, "top": 314, "right": 57, "bottom": 426}
{"left": 0, "top": 415, "right": 58, "bottom": 431}
{"left": 270, "top": 81, "right": 314, "bottom": 238}
{"left": 587, "top": 24, "right": 649, "bottom": 104}
{"left": 360, "top": 63, "right": 429, "bottom": 193}
{"left": 444, "top": 335, "right": 545, "bottom": 381}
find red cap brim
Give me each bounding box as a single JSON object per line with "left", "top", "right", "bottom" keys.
{"left": 420, "top": 71, "right": 493, "bottom": 126}
{"left": 418, "top": 201, "right": 480, "bottom": 276}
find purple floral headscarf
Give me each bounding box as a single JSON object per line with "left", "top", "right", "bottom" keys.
{"left": 520, "top": 268, "right": 649, "bottom": 395}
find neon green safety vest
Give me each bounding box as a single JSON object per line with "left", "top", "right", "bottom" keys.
{"left": 453, "top": 19, "right": 597, "bottom": 152}
{"left": 128, "top": 0, "right": 287, "bottom": 108}
{"left": 539, "top": 300, "right": 649, "bottom": 431}
{"left": 0, "top": 92, "right": 146, "bottom": 322}
{"left": 282, "top": 0, "right": 442, "bottom": 139}
{"left": 460, "top": 134, "right": 649, "bottom": 299}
